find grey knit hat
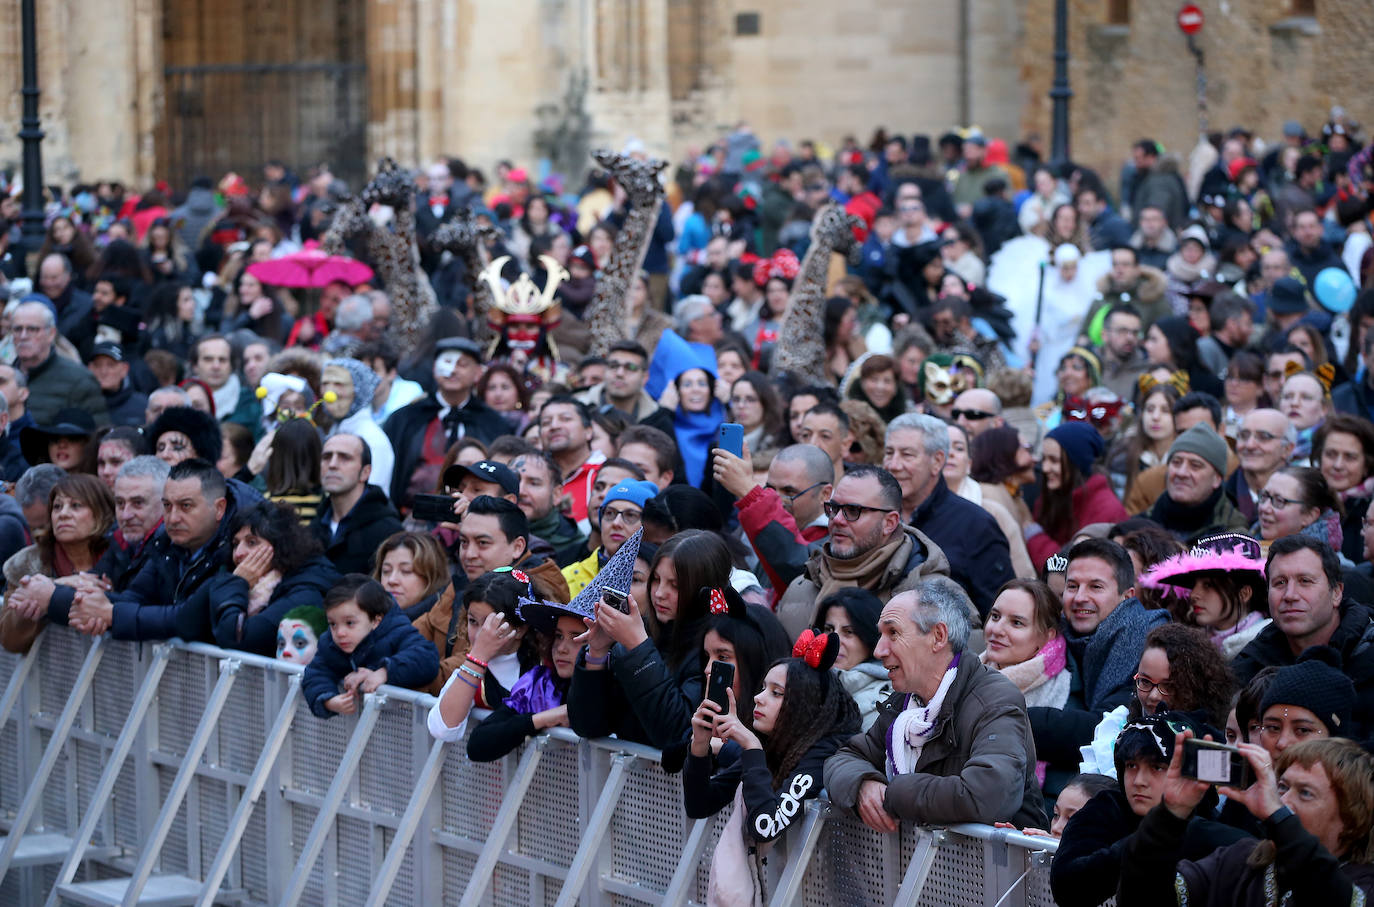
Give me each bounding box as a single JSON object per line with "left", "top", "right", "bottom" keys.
{"left": 1167, "top": 422, "right": 1228, "bottom": 478}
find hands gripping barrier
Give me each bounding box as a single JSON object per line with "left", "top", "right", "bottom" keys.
{"left": 0, "top": 627, "right": 1062, "bottom": 905}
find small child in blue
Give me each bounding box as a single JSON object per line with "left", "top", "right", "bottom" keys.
{"left": 302, "top": 574, "right": 440, "bottom": 718}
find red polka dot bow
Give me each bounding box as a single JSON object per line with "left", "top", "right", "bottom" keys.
{"left": 708, "top": 588, "right": 729, "bottom": 615}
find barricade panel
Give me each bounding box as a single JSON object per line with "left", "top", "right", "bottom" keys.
{"left": 607, "top": 755, "right": 687, "bottom": 896}
{"left": 515, "top": 735, "right": 581, "bottom": 870}
{"left": 917, "top": 829, "right": 985, "bottom": 907}
{"left": 2, "top": 628, "right": 1080, "bottom": 907}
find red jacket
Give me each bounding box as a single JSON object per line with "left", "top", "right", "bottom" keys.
{"left": 1027, "top": 473, "right": 1128, "bottom": 566}
{"left": 735, "top": 485, "right": 827, "bottom": 603}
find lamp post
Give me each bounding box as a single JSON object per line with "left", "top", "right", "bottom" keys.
{"left": 1049, "top": 0, "right": 1072, "bottom": 168}
{"left": 18, "top": 0, "right": 46, "bottom": 253}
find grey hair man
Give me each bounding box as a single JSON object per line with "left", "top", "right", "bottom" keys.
{"left": 145, "top": 386, "right": 192, "bottom": 426}
{"left": 884, "top": 413, "right": 1012, "bottom": 618}
{"left": 824, "top": 577, "right": 1047, "bottom": 832}
{"left": 325, "top": 293, "right": 379, "bottom": 354}
{"left": 114, "top": 456, "right": 171, "bottom": 546}
{"left": 12, "top": 300, "right": 109, "bottom": 427}
{"left": 673, "top": 294, "right": 723, "bottom": 345}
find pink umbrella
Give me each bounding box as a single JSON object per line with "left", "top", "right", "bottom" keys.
{"left": 246, "top": 243, "right": 374, "bottom": 288}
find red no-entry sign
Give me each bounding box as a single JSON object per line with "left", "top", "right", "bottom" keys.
{"left": 1177, "top": 4, "right": 1204, "bottom": 34}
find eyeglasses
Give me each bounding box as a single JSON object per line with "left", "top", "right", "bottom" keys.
{"left": 605, "top": 359, "right": 644, "bottom": 373}
{"left": 1258, "top": 491, "right": 1305, "bottom": 509}
{"left": 1132, "top": 674, "right": 1176, "bottom": 697}
{"left": 823, "top": 500, "right": 891, "bottom": 522}
{"left": 601, "top": 506, "right": 643, "bottom": 526}
{"left": 1236, "top": 429, "right": 1279, "bottom": 443}
{"left": 767, "top": 481, "right": 825, "bottom": 504}
{"left": 951, "top": 408, "right": 995, "bottom": 421}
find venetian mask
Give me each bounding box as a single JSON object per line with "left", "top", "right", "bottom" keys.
{"left": 276, "top": 618, "right": 319, "bottom": 665}
{"left": 921, "top": 360, "right": 955, "bottom": 406}
{"left": 434, "top": 350, "right": 462, "bottom": 379}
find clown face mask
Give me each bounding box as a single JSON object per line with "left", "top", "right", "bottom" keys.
{"left": 277, "top": 619, "right": 319, "bottom": 665}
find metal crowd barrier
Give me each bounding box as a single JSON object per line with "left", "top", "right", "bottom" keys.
{"left": 0, "top": 627, "right": 1060, "bottom": 905}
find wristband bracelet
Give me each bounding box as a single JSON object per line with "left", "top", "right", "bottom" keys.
{"left": 458, "top": 664, "right": 485, "bottom": 682}
{"left": 465, "top": 654, "right": 489, "bottom": 669}
{"left": 584, "top": 651, "right": 609, "bottom": 666}
{"left": 455, "top": 673, "right": 479, "bottom": 690}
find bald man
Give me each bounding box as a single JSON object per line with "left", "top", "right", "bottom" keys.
{"left": 951, "top": 388, "right": 1004, "bottom": 438}
{"left": 713, "top": 442, "right": 835, "bottom": 597}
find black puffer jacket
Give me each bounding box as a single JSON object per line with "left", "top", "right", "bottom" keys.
{"left": 382, "top": 394, "right": 511, "bottom": 505}
{"left": 173, "top": 554, "right": 341, "bottom": 656}
{"left": 567, "top": 620, "right": 706, "bottom": 757}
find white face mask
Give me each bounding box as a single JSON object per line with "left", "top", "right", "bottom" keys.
{"left": 434, "top": 351, "right": 462, "bottom": 379}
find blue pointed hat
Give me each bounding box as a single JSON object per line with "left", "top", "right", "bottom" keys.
{"left": 562, "top": 527, "right": 644, "bottom": 621}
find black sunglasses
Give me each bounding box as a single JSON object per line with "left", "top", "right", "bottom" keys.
{"left": 951, "top": 408, "right": 995, "bottom": 421}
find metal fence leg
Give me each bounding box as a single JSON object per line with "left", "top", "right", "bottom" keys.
{"left": 362, "top": 736, "right": 447, "bottom": 907}
{"left": 115, "top": 658, "right": 241, "bottom": 905}
{"left": 893, "top": 827, "right": 946, "bottom": 904}
{"left": 458, "top": 736, "right": 548, "bottom": 907}
{"left": 767, "top": 798, "right": 830, "bottom": 907}
{"left": 279, "top": 693, "right": 384, "bottom": 906}
{"left": 553, "top": 752, "right": 635, "bottom": 907}
{"left": 0, "top": 631, "right": 42, "bottom": 734}
{"left": 660, "top": 817, "right": 712, "bottom": 907}
{"left": 0, "top": 635, "right": 105, "bottom": 879}
{"left": 194, "top": 673, "right": 301, "bottom": 907}
{"left": 44, "top": 643, "right": 171, "bottom": 906}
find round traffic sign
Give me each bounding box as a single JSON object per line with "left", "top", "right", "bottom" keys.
{"left": 1177, "top": 3, "right": 1204, "bottom": 34}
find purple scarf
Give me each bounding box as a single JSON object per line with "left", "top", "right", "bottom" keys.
{"left": 502, "top": 665, "right": 569, "bottom": 714}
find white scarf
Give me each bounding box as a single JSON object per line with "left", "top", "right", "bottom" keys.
{"left": 211, "top": 372, "right": 242, "bottom": 421}
{"left": 887, "top": 656, "right": 961, "bottom": 778}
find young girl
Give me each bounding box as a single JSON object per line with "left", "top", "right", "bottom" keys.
{"left": 301, "top": 575, "right": 440, "bottom": 718}
{"left": 684, "top": 630, "right": 860, "bottom": 905}
{"left": 465, "top": 592, "right": 587, "bottom": 761}
{"left": 1141, "top": 532, "right": 1270, "bottom": 658}
{"left": 568, "top": 530, "right": 728, "bottom": 750}
{"left": 427, "top": 570, "right": 542, "bottom": 742}
{"left": 699, "top": 589, "right": 792, "bottom": 743}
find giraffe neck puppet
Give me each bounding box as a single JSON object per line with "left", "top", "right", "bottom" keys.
{"left": 583, "top": 149, "right": 668, "bottom": 357}
{"left": 321, "top": 157, "right": 438, "bottom": 350}
{"left": 430, "top": 210, "right": 503, "bottom": 346}
{"left": 769, "top": 204, "right": 864, "bottom": 386}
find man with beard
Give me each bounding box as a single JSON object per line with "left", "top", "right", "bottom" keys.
{"left": 775, "top": 465, "right": 951, "bottom": 639}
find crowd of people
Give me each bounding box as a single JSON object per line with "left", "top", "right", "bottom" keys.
{"left": 1, "top": 108, "right": 1374, "bottom": 904}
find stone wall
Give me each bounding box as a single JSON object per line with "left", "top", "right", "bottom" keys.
{"left": 1015, "top": 0, "right": 1372, "bottom": 194}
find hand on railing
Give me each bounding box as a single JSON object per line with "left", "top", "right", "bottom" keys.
{"left": 6, "top": 575, "right": 54, "bottom": 620}
{"left": 858, "top": 779, "right": 898, "bottom": 834}
{"left": 532, "top": 704, "right": 569, "bottom": 730}
{"left": 70, "top": 588, "right": 113, "bottom": 637}
{"left": 346, "top": 667, "right": 389, "bottom": 696}
{"left": 324, "top": 690, "right": 357, "bottom": 715}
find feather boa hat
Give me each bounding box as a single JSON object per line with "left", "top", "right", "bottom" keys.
{"left": 1140, "top": 532, "right": 1266, "bottom": 601}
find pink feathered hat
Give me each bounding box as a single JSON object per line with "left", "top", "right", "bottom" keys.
{"left": 1141, "top": 532, "right": 1266, "bottom": 601}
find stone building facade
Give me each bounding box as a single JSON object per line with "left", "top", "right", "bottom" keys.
{"left": 0, "top": 0, "right": 1366, "bottom": 193}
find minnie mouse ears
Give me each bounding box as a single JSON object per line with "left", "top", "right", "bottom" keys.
{"left": 701, "top": 585, "right": 747, "bottom": 620}
{"left": 792, "top": 628, "right": 841, "bottom": 673}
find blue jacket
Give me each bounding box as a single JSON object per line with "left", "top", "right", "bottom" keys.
{"left": 301, "top": 604, "right": 440, "bottom": 718}
{"left": 109, "top": 479, "right": 263, "bottom": 641}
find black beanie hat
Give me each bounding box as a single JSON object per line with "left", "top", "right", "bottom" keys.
{"left": 1259, "top": 647, "right": 1355, "bottom": 736}
{"left": 148, "top": 406, "right": 223, "bottom": 464}
{"left": 814, "top": 587, "right": 883, "bottom": 655}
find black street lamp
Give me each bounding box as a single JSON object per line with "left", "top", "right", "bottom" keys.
{"left": 1049, "top": 0, "right": 1072, "bottom": 168}
{"left": 19, "top": 0, "right": 46, "bottom": 253}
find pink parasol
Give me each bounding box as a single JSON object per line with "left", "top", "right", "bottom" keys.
{"left": 246, "top": 242, "right": 373, "bottom": 289}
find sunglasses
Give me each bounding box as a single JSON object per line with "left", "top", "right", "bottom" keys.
{"left": 951, "top": 408, "right": 995, "bottom": 421}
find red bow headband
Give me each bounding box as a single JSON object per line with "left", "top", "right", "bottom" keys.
{"left": 792, "top": 629, "right": 839, "bottom": 672}
{"left": 708, "top": 588, "right": 729, "bottom": 615}
{"left": 752, "top": 248, "right": 799, "bottom": 287}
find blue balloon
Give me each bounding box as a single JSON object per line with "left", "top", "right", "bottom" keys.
{"left": 1314, "top": 267, "right": 1357, "bottom": 313}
